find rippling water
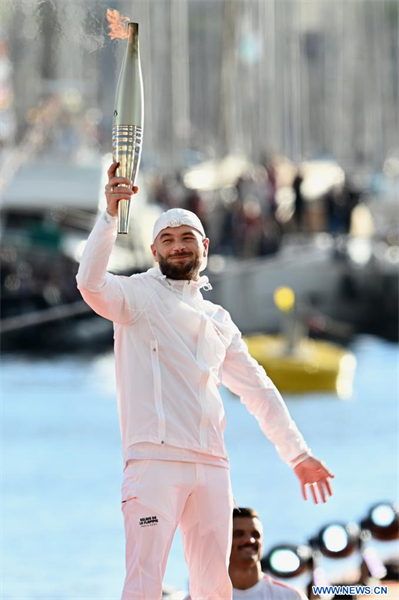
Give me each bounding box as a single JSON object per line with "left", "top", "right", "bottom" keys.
{"left": 2, "top": 336, "right": 398, "bottom": 598}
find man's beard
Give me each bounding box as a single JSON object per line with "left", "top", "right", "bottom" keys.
{"left": 158, "top": 251, "right": 202, "bottom": 280}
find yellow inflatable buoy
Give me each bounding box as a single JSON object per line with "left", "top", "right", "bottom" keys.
{"left": 274, "top": 287, "right": 296, "bottom": 313}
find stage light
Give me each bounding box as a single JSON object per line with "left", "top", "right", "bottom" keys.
{"left": 360, "top": 502, "right": 399, "bottom": 541}
{"left": 315, "top": 523, "right": 361, "bottom": 559}
{"left": 262, "top": 544, "right": 313, "bottom": 579}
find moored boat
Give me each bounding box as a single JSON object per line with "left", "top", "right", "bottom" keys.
{"left": 244, "top": 333, "right": 356, "bottom": 398}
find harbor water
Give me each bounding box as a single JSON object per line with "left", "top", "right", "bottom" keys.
{"left": 2, "top": 335, "right": 398, "bottom": 598}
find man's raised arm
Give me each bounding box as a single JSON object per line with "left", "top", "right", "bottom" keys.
{"left": 76, "top": 162, "right": 140, "bottom": 324}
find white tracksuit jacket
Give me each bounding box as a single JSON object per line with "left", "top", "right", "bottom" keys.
{"left": 184, "top": 575, "right": 309, "bottom": 600}
{"left": 76, "top": 211, "right": 310, "bottom": 466}
{"left": 232, "top": 575, "right": 308, "bottom": 600}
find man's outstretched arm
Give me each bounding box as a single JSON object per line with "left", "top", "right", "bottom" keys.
{"left": 221, "top": 328, "right": 334, "bottom": 504}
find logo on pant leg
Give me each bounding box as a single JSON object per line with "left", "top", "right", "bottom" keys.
{"left": 139, "top": 515, "right": 159, "bottom": 527}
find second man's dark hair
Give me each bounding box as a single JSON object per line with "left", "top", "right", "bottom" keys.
{"left": 233, "top": 507, "right": 259, "bottom": 519}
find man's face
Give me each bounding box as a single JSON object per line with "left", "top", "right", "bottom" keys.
{"left": 151, "top": 225, "right": 209, "bottom": 280}
{"left": 230, "top": 517, "right": 264, "bottom": 567}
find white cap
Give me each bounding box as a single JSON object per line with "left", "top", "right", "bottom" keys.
{"left": 152, "top": 208, "right": 208, "bottom": 272}
{"left": 152, "top": 208, "right": 205, "bottom": 243}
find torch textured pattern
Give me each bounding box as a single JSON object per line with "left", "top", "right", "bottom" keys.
{"left": 112, "top": 124, "right": 143, "bottom": 230}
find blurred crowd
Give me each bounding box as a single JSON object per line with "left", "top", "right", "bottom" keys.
{"left": 148, "top": 160, "right": 361, "bottom": 260}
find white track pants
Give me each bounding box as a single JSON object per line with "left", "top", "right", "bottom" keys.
{"left": 120, "top": 459, "right": 234, "bottom": 600}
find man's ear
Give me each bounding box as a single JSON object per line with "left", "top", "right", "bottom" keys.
{"left": 150, "top": 244, "right": 159, "bottom": 263}
{"left": 203, "top": 237, "right": 210, "bottom": 257}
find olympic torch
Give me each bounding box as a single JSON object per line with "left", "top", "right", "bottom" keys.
{"left": 112, "top": 22, "right": 144, "bottom": 234}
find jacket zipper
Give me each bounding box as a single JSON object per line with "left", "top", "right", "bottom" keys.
{"left": 197, "top": 315, "right": 210, "bottom": 448}
{"left": 150, "top": 340, "right": 166, "bottom": 444}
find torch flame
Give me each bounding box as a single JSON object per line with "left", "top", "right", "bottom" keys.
{"left": 106, "top": 8, "right": 130, "bottom": 40}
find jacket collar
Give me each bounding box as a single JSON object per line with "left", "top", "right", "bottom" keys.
{"left": 147, "top": 267, "right": 212, "bottom": 292}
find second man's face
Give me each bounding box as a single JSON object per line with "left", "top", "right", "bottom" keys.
{"left": 151, "top": 225, "right": 209, "bottom": 280}
{"left": 230, "top": 517, "right": 264, "bottom": 566}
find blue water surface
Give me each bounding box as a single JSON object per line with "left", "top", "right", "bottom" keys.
{"left": 1, "top": 336, "right": 398, "bottom": 599}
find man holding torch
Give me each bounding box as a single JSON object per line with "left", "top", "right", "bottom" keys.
{"left": 76, "top": 163, "right": 334, "bottom": 600}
